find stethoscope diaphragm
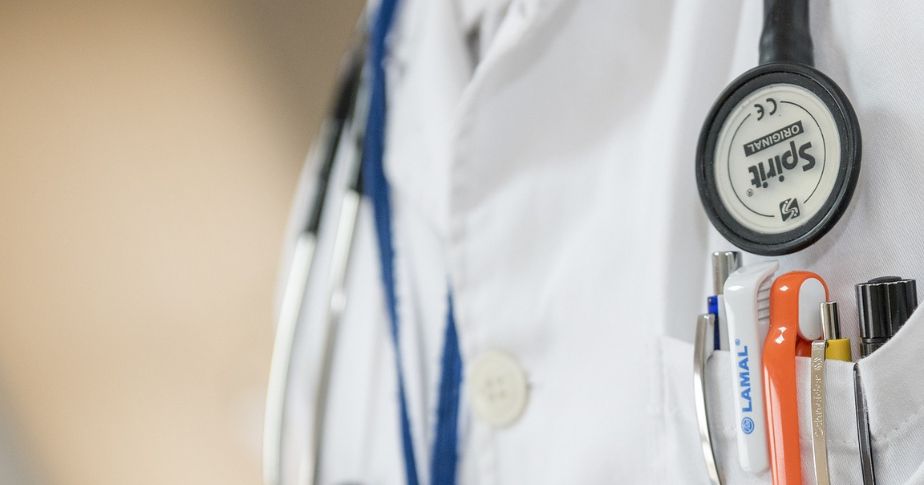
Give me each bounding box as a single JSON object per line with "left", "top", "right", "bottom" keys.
{"left": 696, "top": 63, "right": 861, "bottom": 255}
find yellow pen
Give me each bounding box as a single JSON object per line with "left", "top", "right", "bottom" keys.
{"left": 820, "top": 301, "right": 851, "bottom": 362}
{"left": 811, "top": 301, "right": 851, "bottom": 485}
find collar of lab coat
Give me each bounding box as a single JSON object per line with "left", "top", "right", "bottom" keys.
{"left": 383, "top": 0, "right": 569, "bottom": 241}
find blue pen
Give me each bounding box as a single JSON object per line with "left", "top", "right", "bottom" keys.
{"left": 710, "top": 251, "right": 741, "bottom": 350}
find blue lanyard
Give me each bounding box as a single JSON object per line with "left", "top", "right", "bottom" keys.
{"left": 362, "top": 2, "right": 463, "bottom": 484}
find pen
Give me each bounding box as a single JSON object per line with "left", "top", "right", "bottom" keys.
{"left": 810, "top": 301, "right": 848, "bottom": 485}
{"left": 820, "top": 301, "right": 851, "bottom": 362}
{"left": 694, "top": 313, "right": 722, "bottom": 485}
{"left": 856, "top": 277, "right": 917, "bottom": 357}
{"left": 810, "top": 339, "right": 829, "bottom": 485}
{"left": 691, "top": 250, "right": 741, "bottom": 484}
{"left": 710, "top": 251, "right": 741, "bottom": 350}
{"left": 854, "top": 277, "right": 918, "bottom": 484}
{"left": 763, "top": 272, "right": 827, "bottom": 485}
{"left": 723, "top": 261, "right": 778, "bottom": 473}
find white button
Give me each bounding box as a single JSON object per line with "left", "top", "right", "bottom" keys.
{"left": 468, "top": 350, "right": 528, "bottom": 427}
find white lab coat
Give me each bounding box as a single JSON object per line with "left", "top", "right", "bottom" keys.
{"left": 279, "top": 1, "right": 924, "bottom": 483}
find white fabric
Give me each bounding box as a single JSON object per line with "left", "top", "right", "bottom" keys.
{"left": 279, "top": 1, "right": 924, "bottom": 483}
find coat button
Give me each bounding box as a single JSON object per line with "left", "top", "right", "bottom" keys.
{"left": 467, "top": 350, "right": 528, "bottom": 427}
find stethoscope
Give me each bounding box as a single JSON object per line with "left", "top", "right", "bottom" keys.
{"left": 696, "top": 1, "right": 865, "bottom": 484}
{"left": 266, "top": 0, "right": 867, "bottom": 483}
{"left": 696, "top": 0, "right": 861, "bottom": 256}
{"left": 262, "top": 34, "right": 369, "bottom": 485}
{"left": 264, "top": 1, "right": 448, "bottom": 482}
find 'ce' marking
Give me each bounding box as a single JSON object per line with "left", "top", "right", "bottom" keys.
{"left": 755, "top": 98, "right": 778, "bottom": 121}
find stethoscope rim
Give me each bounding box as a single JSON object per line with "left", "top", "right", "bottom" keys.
{"left": 696, "top": 63, "right": 862, "bottom": 256}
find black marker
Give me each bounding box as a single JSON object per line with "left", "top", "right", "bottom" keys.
{"left": 853, "top": 276, "right": 918, "bottom": 485}
{"left": 856, "top": 276, "right": 918, "bottom": 357}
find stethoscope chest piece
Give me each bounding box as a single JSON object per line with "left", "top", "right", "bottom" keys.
{"left": 696, "top": 63, "right": 861, "bottom": 255}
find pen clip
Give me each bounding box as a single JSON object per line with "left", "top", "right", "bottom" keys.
{"left": 854, "top": 365, "right": 876, "bottom": 484}
{"left": 810, "top": 340, "right": 830, "bottom": 485}
{"left": 694, "top": 314, "right": 722, "bottom": 485}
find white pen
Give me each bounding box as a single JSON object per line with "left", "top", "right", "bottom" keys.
{"left": 723, "top": 261, "right": 778, "bottom": 473}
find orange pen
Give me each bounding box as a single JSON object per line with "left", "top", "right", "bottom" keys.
{"left": 763, "top": 272, "right": 828, "bottom": 485}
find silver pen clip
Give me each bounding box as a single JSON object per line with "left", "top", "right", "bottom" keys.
{"left": 855, "top": 365, "right": 876, "bottom": 484}
{"left": 810, "top": 340, "right": 830, "bottom": 485}
{"left": 694, "top": 313, "right": 722, "bottom": 485}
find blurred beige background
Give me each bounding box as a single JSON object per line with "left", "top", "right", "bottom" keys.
{"left": 0, "top": 1, "right": 362, "bottom": 484}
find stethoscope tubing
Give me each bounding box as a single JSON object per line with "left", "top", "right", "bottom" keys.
{"left": 263, "top": 35, "right": 368, "bottom": 485}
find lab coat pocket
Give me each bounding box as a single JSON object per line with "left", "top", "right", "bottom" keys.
{"left": 856, "top": 302, "right": 924, "bottom": 484}
{"left": 654, "top": 335, "right": 869, "bottom": 485}
{"left": 650, "top": 336, "right": 769, "bottom": 485}
{"left": 651, "top": 335, "right": 720, "bottom": 484}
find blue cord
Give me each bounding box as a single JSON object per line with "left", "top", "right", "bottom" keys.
{"left": 363, "top": 2, "right": 462, "bottom": 484}
{"left": 430, "top": 296, "right": 462, "bottom": 485}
